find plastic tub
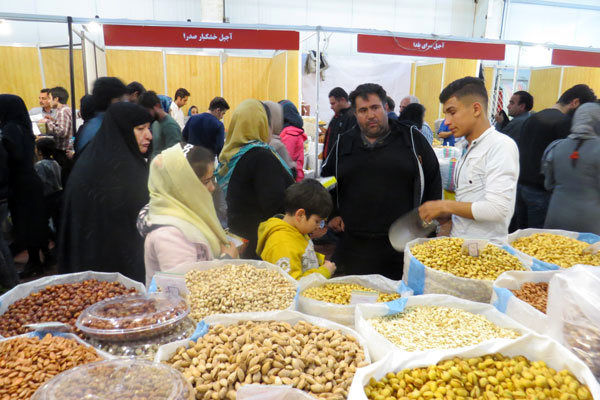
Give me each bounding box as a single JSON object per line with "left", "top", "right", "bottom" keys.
{"left": 76, "top": 293, "right": 189, "bottom": 342}
{"left": 32, "top": 359, "right": 194, "bottom": 400}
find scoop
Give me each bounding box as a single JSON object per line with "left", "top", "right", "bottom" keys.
{"left": 388, "top": 209, "right": 439, "bottom": 251}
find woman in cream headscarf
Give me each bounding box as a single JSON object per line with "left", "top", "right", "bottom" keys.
{"left": 143, "top": 143, "right": 238, "bottom": 286}
{"left": 217, "top": 99, "right": 294, "bottom": 259}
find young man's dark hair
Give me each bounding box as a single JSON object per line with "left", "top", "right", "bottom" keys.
{"left": 174, "top": 88, "right": 191, "bottom": 100}
{"left": 126, "top": 81, "right": 146, "bottom": 96}
{"left": 558, "top": 84, "right": 596, "bottom": 106}
{"left": 386, "top": 96, "right": 395, "bottom": 112}
{"left": 439, "top": 76, "right": 488, "bottom": 111}
{"left": 328, "top": 87, "right": 349, "bottom": 101}
{"left": 349, "top": 83, "right": 387, "bottom": 109}
{"left": 138, "top": 90, "right": 161, "bottom": 109}
{"left": 79, "top": 94, "right": 96, "bottom": 122}
{"left": 50, "top": 86, "right": 69, "bottom": 104}
{"left": 209, "top": 97, "right": 230, "bottom": 111}
{"left": 513, "top": 91, "right": 534, "bottom": 112}
{"left": 35, "top": 137, "right": 57, "bottom": 159}
{"left": 92, "top": 77, "right": 127, "bottom": 111}
{"left": 41, "top": 88, "right": 51, "bottom": 95}
{"left": 284, "top": 179, "right": 333, "bottom": 219}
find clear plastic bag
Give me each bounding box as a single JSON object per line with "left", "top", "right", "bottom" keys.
{"left": 547, "top": 265, "right": 600, "bottom": 381}
{"left": 297, "top": 274, "right": 412, "bottom": 326}
{"left": 491, "top": 270, "right": 560, "bottom": 334}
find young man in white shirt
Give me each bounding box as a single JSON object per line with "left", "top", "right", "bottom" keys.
{"left": 418, "top": 77, "right": 519, "bottom": 244}
{"left": 169, "top": 88, "right": 190, "bottom": 130}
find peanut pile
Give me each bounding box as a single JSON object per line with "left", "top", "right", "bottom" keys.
{"left": 510, "top": 282, "right": 549, "bottom": 314}
{"left": 511, "top": 233, "right": 600, "bottom": 268}
{"left": 368, "top": 306, "right": 521, "bottom": 352}
{"left": 302, "top": 283, "right": 401, "bottom": 304}
{"left": 0, "top": 280, "right": 137, "bottom": 337}
{"left": 166, "top": 320, "right": 368, "bottom": 399}
{"left": 365, "top": 354, "right": 592, "bottom": 400}
{"left": 184, "top": 265, "right": 296, "bottom": 322}
{"left": 0, "top": 334, "right": 102, "bottom": 400}
{"left": 411, "top": 238, "right": 524, "bottom": 280}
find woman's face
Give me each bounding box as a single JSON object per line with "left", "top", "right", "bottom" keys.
{"left": 133, "top": 122, "right": 152, "bottom": 154}
{"left": 190, "top": 107, "right": 199, "bottom": 115}
{"left": 200, "top": 163, "right": 216, "bottom": 194}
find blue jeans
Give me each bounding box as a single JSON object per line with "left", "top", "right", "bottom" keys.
{"left": 0, "top": 202, "right": 19, "bottom": 289}
{"left": 516, "top": 184, "right": 551, "bottom": 230}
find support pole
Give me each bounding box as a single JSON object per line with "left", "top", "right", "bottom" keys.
{"left": 512, "top": 44, "right": 521, "bottom": 95}
{"left": 67, "top": 16, "right": 77, "bottom": 140}
{"left": 314, "top": 28, "right": 321, "bottom": 177}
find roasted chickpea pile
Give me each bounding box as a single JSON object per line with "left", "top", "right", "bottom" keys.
{"left": 411, "top": 238, "right": 524, "bottom": 280}
{"left": 0, "top": 280, "right": 137, "bottom": 337}
{"left": 302, "top": 283, "right": 400, "bottom": 305}
{"left": 511, "top": 233, "right": 600, "bottom": 268}
{"left": 365, "top": 354, "right": 592, "bottom": 400}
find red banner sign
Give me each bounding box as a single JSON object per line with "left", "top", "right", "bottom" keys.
{"left": 357, "top": 34, "right": 505, "bottom": 60}
{"left": 103, "top": 25, "right": 299, "bottom": 50}
{"left": 552, "top": 49, "right": 600, "bottom": 68}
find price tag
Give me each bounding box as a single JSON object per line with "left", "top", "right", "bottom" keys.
{"left": 154, "top": 274, "right": 189, "bottom": 297}
{"left": 461, "top": 239, "right": 488, "bottom": 257}
{"left": 349, "top": 291, "right": 379, "bottom": 305}
{"left": 583, "top": 242, "right": 600, "bottom": 255}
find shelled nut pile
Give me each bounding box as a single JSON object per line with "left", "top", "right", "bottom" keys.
{"left": 510, "top": 282, "right": 549, "bottom": 313}
{"left": 411, "top": 238, "right": 524, "bottom": 280}
{"left": 368, "top": 306, "right": 521, "bottom": 352}
{"left": 166, "top": 320, "right": 368, "bottom": 399}
{"left": 0, "top": 280, "right": 137, "bottom": 337}
{"left": 184, "top": 265, "right": 296, "bottom": 322}
{"left": 0, "top": 333, "right": 102, "bottom": 399}
{"left": 511, "top": 233, "right": 600, "bottom": 268}
{"left": 364, "top": 354, "right": 593, "bottom": 400}
{"left": 302, "top": 283, "right": 400, "bottom": 304}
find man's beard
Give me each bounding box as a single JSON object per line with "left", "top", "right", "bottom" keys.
{"left": 361, "top": 124, "right": 388, "bottom": 139}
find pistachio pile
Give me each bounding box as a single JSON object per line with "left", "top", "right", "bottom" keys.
{"left": 511, "top": 233, "right": 600, "bottom": 268}
{"left": 411, "top": 238, "right": 524, "bottom": 280}
{"left": 302, "top": 283, "right": 400, "bottom": 305}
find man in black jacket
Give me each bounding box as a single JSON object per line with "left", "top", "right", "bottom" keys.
{"left": 322, "top": 87, "right": 357, "bottom": 160}
{"left": 322, "top": 83, "right": 442, "bottom": 279}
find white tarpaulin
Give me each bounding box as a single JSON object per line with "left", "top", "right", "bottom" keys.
{"left": 302, "top": 54, "right": 412, "bottom": 123}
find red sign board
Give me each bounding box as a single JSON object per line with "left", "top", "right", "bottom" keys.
{"left": 103, "top": 25, "right": 299, "bottom": 50}
{"left": 357, "top": 34, "right": 505, "bottom": 60}
{"left": 552, "top": 49, "right": 600, "bottom": 68}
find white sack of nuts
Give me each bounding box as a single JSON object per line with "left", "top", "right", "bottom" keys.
{"left": 491, "top": 269, "right": 561, "bottom": 334}
{"left": 297, "top": 274, "right": 411, "bottom": 327}
{"left": 151, "top": 260, "right": 298, "bottom": 322}
{"left": 155, "top": 310, "right": 371, "bottom": 400}
{"left": 346, "top": 332, "right": 600, "bottom": 400}
{"left": 547, "top": 265, "right": 600, "bottom": 382}
{"left": 403, "top": 237, "right": 530, "bottom": 303}
{"left": 355, "top": 294, "right": 530, "bottom": 362}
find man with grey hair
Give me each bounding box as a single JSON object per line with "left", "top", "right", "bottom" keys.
{"left": 399, "top": 95, "right": 434, "bottom": 144}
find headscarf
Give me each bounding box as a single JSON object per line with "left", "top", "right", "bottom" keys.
{"left": 263, "top": 101, "right": 284, "bottom": 136}
{"left": 217, "top": 99, "right": 292, "bottom": 194}
{"left": 148, "top": 144, "right": 227, "bottom": 255}
{"left": 279, "top": 100, "right": 304, "bottom": 129}
{"left": 0, "top": 94, "right": 33, "bottom": 137}
{"left": 58, "top": 102, "right": 153, "bottom": 283}
{"left": 158, "top": 95, "right": 172, "bottom": 114}
{"left": 569, "top": 102, "right": 600, "bottom": 140}
{"left": 188, "top": 106, "right": 198, "bottom": 117}
{"left": 182, "top": 113, "right": 223, "bottom": 155}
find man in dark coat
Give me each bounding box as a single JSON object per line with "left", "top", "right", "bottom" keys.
{"left": 322, "top": 87, "right": 356, "bottom": 161}
{"left": 322, "top": 83, "right": 442, "bottom": 280}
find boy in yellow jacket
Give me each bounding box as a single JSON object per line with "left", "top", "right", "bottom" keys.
{"left": 257, "top": 179, "right": 336, "bottom": 279}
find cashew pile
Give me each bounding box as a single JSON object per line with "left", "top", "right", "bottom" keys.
{"left": 368, "top": 306, "right": 521, "bottom": 352}
{"left": 511, "top": 233, "right": 600, "bottom": 268}
{"left": 184, "top": 265, "right": 296, "bottom": 322}
{"left": 365, "top": 354, "right": 592, "bottom": 400}
{"left": 166, "top": 320, "right": 368, "bottom": 399}
{"left": 411, "top": 238, "right": 524, "bottom": 280}
{"left": 302, "top": 283, "right": 400, "bottom": 305}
